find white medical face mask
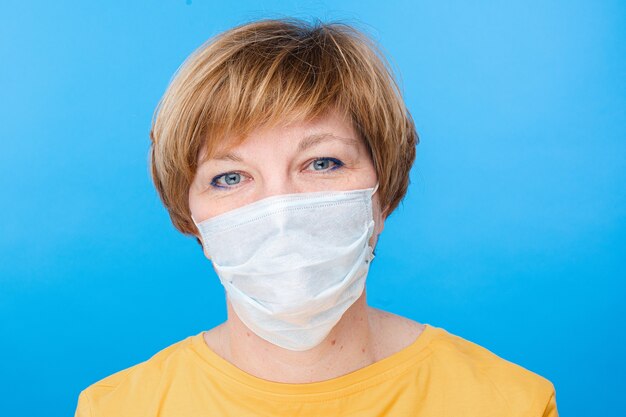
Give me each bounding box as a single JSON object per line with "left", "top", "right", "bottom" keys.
{"left": 193, "top": 184, "right": 378, "bottom": 351}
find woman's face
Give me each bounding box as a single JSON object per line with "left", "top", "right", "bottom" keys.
{"left": 189, "top": 109, "right": 385, "bottom": 253}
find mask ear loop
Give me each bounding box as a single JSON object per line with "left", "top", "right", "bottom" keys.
{"left": 368, "top": 181, "right": 381, "bottom": 262}
{"left": 191, "top": 214, "right": 201, "bottom": 234}
{"left": 366, "top": 140, "right": 380, "bottom": 198}
{"left": 191, "top": 215, "right": 207, "bottom": 248}
{"left": 371, "top": 182, "right": 380, "bottom": 197}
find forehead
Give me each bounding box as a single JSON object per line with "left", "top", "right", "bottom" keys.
{"left": 198, "top": 108, "right": 362, "bottom": 163}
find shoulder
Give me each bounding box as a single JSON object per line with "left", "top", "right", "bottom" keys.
{"left": 368, "top": 307, "right": 426, "bottom": 360}
{"left": 427, "top": 325, "right": 557, "bottom": 416}
{"left": 76, "top": 334, "right": 197, "bottom": 417}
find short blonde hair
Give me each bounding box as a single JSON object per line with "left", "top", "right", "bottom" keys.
{"left": 150, "top": 18, "right": 419, "bottom": 238}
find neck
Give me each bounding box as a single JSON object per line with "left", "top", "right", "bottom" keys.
{"left": 220, "top": 288, "right": 379, "bottom": 383}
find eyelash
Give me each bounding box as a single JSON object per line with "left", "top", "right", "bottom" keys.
{"left": 209, "top": 157, "right": 345, "bottom": 189}
{"left": 309, "top": 157, "right": 344, "bottom": 172}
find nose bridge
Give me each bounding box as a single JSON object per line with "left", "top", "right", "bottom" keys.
{"left": 261, "top": 172, "right": 298, "bottom": 198}
{"left": 253, "top": 147, "right": 298, "bottom": 199}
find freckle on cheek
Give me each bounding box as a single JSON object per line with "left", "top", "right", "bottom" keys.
{"left": 331, "top": 339, "right": 336, "bottom": 345}
{"left": 246, "top": 332, "right": 250, "bottom": 337}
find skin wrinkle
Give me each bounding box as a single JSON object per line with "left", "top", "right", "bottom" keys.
{"left": 209, "top": 132, "right": 359, "bottom": 164}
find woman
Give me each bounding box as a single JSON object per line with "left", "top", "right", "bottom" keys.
{"left": 76, "top": 18, "right": 559, "bottom": 416}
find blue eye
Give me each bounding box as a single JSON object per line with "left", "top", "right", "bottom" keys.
{"left": 211, "top": 172, "right": 242, "bottom": 188}
{"left": 309, "top": 157, "right": 344, "bottom": 172}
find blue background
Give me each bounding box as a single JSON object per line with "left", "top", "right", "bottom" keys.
{"left": 1, "top": 1, "right": 624, "bottom": 416}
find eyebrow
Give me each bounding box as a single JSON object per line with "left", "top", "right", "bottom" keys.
{"left": 208, "top": 133, "right": 359, "bottom": 162}
{"left": 210, "top": 152, "right": 243, "bottom": 162}
{"left": 297, "top": 133, "right": 360, "bottom": 152}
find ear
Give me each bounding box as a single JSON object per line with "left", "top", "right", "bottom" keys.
{"left": 369, "top": 196, "right": 387, "bottom": 249}
{"left": 374, "top": 198, "right": 390, "bottom": 234}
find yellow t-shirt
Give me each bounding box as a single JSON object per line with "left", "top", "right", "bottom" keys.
{"left": 75, "top": 324, "right": 558, "bottom": 416}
